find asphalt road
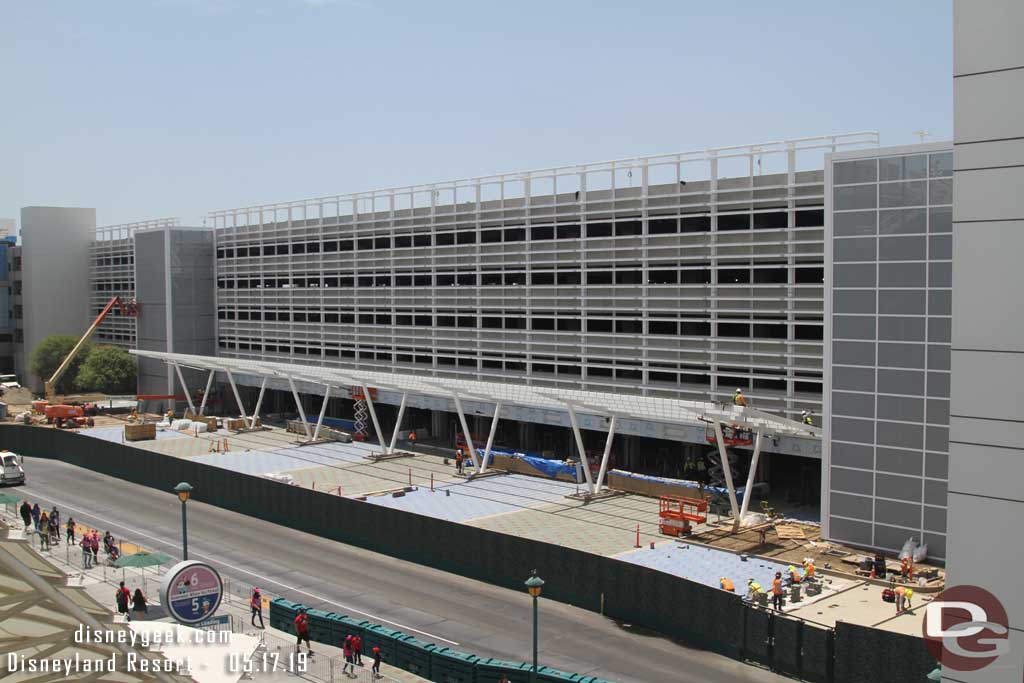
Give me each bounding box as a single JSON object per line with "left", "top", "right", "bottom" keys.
{"left": 15, "top": 456, "right": 789, "bottom": 683}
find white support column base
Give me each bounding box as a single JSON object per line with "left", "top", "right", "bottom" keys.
{"left": 480, "top": 401, "right": 503, "bottom": 474}
{"left": 567, "top": 404, "right": 594, "bottom": 494}
{"left": 172, "top": 364, "right": 196, "bottom": 414}
{"left": 361, "top": 383, "right": 387, "bottom": 450}
{"left": 388, "top": 392, "right": 409, "bottom": 455}
{"left": 712, "top": 420, "right": 742, "bottom": 531}
{"left": 198, "top": 370, "right": 214, "bottom": 416}
{"left": 313, "top": 384, "right": 331, "bottom": 442}
{"left": 452, "top": 393, "right": 480, "bottom": 473}
{"left": 595, "top": 414, "right": 617, "bottom": 493}
{"left": 288, "top": 376, "right": 312, "bottom": 441}
{"left": 738, "top": 430, "right": 764, "bottom": 527}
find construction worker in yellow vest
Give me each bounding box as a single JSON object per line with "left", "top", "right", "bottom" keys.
{"left": 733, "top": 389, "right": 747, "bottom": 407}
{"left": 802, "top": 558, "right": 816, "bottom": 582}
{"left": 802, "top": 410, "right": 814, "bottom": 426}
{"left": 787, "top": 565, "right": 802, "bottom": 584}
{"left": 747, "top": 578, "right": 763, "bottom": 601}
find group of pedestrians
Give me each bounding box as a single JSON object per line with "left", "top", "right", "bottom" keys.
{"left": 292, "top": 607, "right": 383, "bottom": 679}
{"left": 18, "top": 500, "right": 72, "bottom": 551}
{"left": 115, "top": 580, "right": 148, "bottom": 622}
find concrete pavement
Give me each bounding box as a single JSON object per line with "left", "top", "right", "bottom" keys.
{"left": 14, "top": 456, "right": 790, "bottom": 683}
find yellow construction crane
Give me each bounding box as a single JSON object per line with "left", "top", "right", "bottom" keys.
{"left": 44, "top": 296, "right": 138, "bottom": 402}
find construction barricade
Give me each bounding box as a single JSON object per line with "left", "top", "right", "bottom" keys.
{"left": 474, "top": 658, "right": 534, "bottom": 683}
{"left": 360, "top": 623, "right": 404, "bottom": 662}
{"left": 427, "top": 648, "right": 478, "bottom": 683}
{"left": 269, "top": 598, "right": 303, "bottom": 633}
{"left": 329, "top": 614, "right": 365, "bottom": 647}
{"left": 393, "top": 635, "right": 434, "bottom": 678}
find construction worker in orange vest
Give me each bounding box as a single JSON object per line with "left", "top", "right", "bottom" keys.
{"left": 787, "top": 565, "right": 802, "bottom": 585}
{"left": 720, "top": 577, "right": 735, "bottom": 593}
{"left": 802, "top": 558, "right": 816, "bottom": 582}
{"left": 772, "top": 572, "right": 784, "bottom": 611}
{"left": 733, "top": 389, "right": 747, "bottom": 407}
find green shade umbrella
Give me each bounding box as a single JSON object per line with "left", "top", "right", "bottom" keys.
{"left": 0, "top": 492, "right": 22, "bottom": 505}
{"left": 114, "top": 551, "right": 174, "bottom": 568}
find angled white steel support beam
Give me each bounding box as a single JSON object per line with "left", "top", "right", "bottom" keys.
{"left": 172, "top": 363, "right": 196, "bottom": 414}
{"left": 313, "top": 384, "right": 331, "bottom": 442}
{"left": 250, "top": 377, "right": 268, "bottom": 429}
{"left": 224, "top": 369, "right": 246, "bottom": 420}
{"left": 198, "top": 370, "right": 215, "bottom": 416}
{"left": 388, "top": 391, "right": 409, "bottom": 454}
{"left": 738, "top": 429, "right": 764, "bottom": 527}
{"left": 480, "top": 401, "right": 503, "bottom": 474}
{"left": 288, "top": 376, "right": 312, "bottom": 440}
{"left": 712, "top": 420, "right": 742, "bottom": 531}
{"left": 361, "top": 383, "right": 387, "bottom": 450}
{"left": 451, "top": 393, "right": 480, "bottom": 473}
{"left": 594, "top": 414, "right": 618, "bottom": 493}
{"left": 566, "top": 404, "right": 595, "bottom": 494}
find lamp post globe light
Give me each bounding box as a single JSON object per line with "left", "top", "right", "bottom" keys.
{"left": 174, "top": 482, "right": 193, "bottom": 561}
{"left": 525, "top": 570, "right": 544, "bottom": 683}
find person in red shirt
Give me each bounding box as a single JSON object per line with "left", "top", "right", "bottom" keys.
{"left": 352, "top": 634, "right": 363, "bottom": 666}
{"left": 250, "top": 588, "right": 264, "bottom": 629}
{"left": 342, "top": 635, "right": 354, "bottom": 675}
{"left": 116, "top": 581, "right": 132, "bottom": 621}
{"left": 294, "top": 609, "right": 312, "bottom": 656}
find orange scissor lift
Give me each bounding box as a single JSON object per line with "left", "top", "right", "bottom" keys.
{"left": 658, "top": 495, "right": 709, "bottom": 537}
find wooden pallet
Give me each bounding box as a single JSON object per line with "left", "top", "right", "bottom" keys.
{"left": 774, "top": 524, "right": 807, "bottom": 540}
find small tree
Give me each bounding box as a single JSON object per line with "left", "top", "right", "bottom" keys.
{"left": 75, "top": 345, "right": 137, "bottom": 395}
{"left": 30, "top": 335, "right": 94, "bottom": 393}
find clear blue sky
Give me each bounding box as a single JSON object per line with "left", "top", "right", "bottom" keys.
{"left": 1, "top": 0, "right": 952, "bottom": 228}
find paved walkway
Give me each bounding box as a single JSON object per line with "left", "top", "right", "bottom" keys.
{"left": 2, "top": 511, "right": 428, "bottom": 683}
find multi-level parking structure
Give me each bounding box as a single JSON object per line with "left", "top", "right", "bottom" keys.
{"left": 211, "top": 132, "right": 878, "bottom": 421}
{"left": 90, "top": 218, "right": 178, "bottom": 348}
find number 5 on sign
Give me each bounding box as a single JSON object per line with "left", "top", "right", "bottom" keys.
{"left": 192, "top": 598, "right": 200, "bottom": 613}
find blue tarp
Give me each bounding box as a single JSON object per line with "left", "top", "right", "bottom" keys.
{"left": 476, "top": 447, "right": 578, "bottom": 480}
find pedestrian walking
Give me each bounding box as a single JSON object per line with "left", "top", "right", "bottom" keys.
{"left": 38, "top": 512, "right": 50, "bottom": 550}
{"left": 250, "top": 588, "right": 265, "bottom": 629}
{"left": 353, "top": 634, "right": 363, "bottom": 666}
{"left": 294, "top": 608, "right": 313, "bottom": 657}
{"left": 90, "top": 530, "right": 100, "bottom": 564}
{"left": 80, "top": 535, "right": 93, "bottom": 568}
{"left": 19, "top": 500, "right": 31, "bottom": 528}
{"left": 131, "top": 588, "right": 148, "bottom": 621}
{"left": 66, "top": 517, "right": 76, "bottom": 545}
{"left": 116, "top": 581, "right": 132, "bottom": 621}
{"left": 50, "top": 506, "right": 60, "bottom": 533}
{"left": 342, "top": 635, "right": 355, "bottom": 676}
{"left": 371, "top": 646, "right": 382, "bottom": 679}
{"left": 455, "top": 448, "right": 465, "bottom": 475}
{"left": 47, "top": 514, "right": 59, "bottom": 545}
{"left": 31, "top": 502, "right": 40, "bottom": 530}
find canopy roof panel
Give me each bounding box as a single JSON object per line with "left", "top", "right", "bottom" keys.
{"left": 131, "top": 350, "right": 819, "bottom": 439}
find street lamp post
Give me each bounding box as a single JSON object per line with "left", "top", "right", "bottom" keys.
{"left": 525, "top": 570, "right": 545, "bottom": 683}
{"left": 174, "top": 482, "right": 193, "bottom": 560}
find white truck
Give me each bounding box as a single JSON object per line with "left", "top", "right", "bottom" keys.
{"left": 1, "top": 451, "right": 25, "bottom": 485}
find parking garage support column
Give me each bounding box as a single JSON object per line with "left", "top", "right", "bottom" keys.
{"left": 712, "top": 420, "right": 742, "bottom": 531}
{"left": 250, "top": 377, "right": 268, "bottom": 429}
{"left": 313, "top": 385, "right": 331, "bottom": 442}
{"left": 594, "top": 414, "right": 617, "bottom": 494}
{"left": 387, "top": 395, "right": 407, "bottom": 454}
{"left": 737, "top": 430, "right": 764, "bottom": 527}
{"left": 225, "top": 370, "right": 247, "bottom": 421}
{"left": 566, "top": 404, "right": 595, "bottom": 494}
{"left": 480, "top": 401, "right": 503, "bottom": 474}
{"left": 361, "top": 383, "right": 387, "bottom": 451}
{"left": 287, "top": 377, "right": 312, "bottom": 441}
{"left": 198, "top": 370, "right": 214, "bottom": 416}
{"left": 172, "top": 364, "right": 196, "bottom": 414}
{"left": 451, "top": 393, "right": 480, "bottom": 473}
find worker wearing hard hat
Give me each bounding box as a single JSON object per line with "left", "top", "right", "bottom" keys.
{"left": 719, "top": 577, "right": 735, "bottom": 592}
{"left": 746, "top": 578, "right": 763, "bottom": 601}
{"left": 802, "top": 558, "right": 816, "bottom": 582}
{"left": 733, "top": 389, "right": 747, "bottom": 407}
{"left": 787, "top": 565, "right": 802, "bottom": 585}
{"left": 802, "top": 410, "right": 814, "bottom": 426}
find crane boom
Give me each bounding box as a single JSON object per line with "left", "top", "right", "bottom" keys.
{"left": 44, "top": 296, "right": 133, "bottom": 401}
